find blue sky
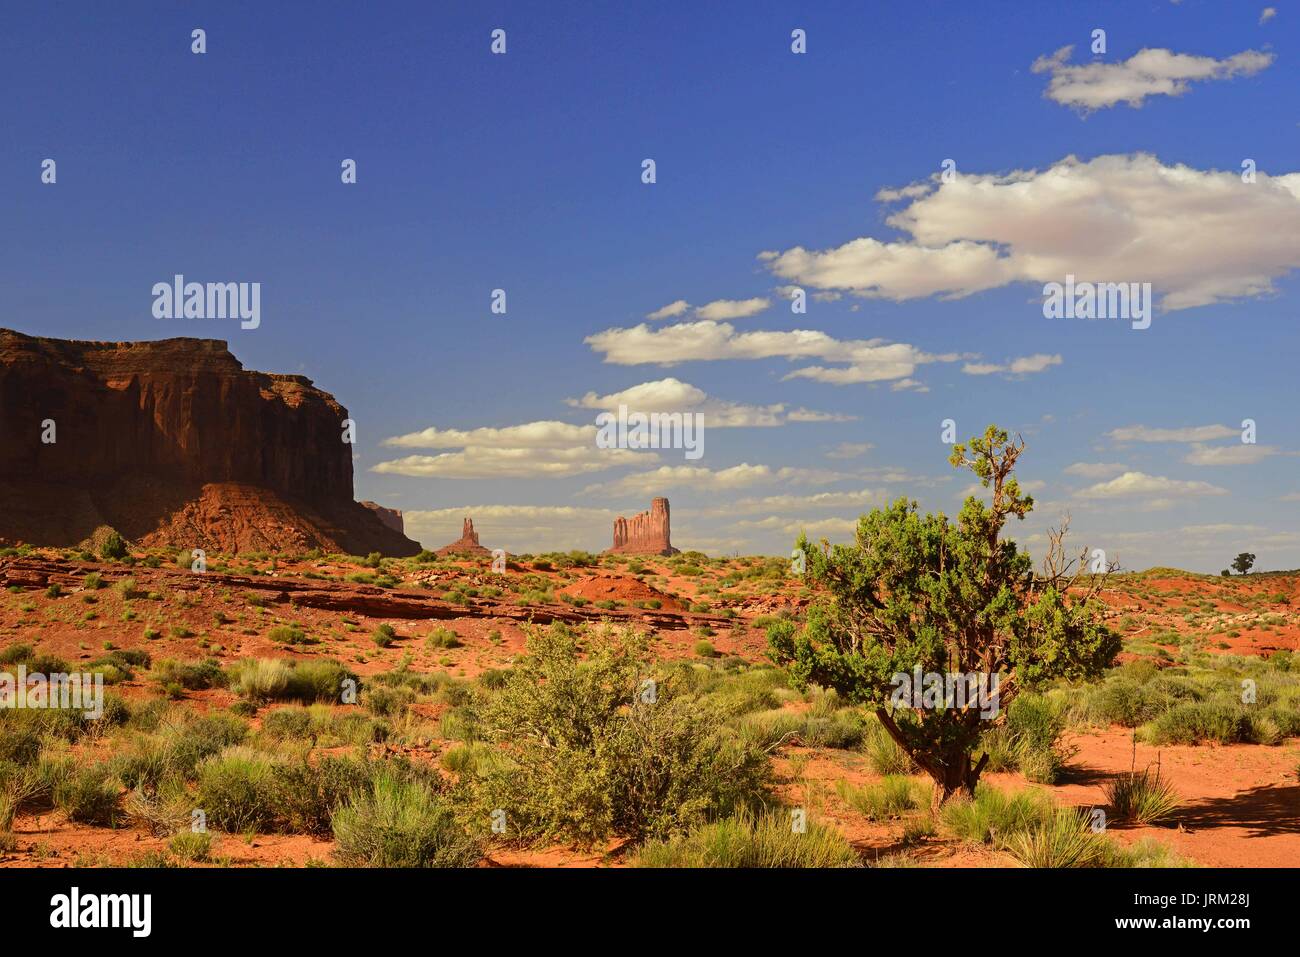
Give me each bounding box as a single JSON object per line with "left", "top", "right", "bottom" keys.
{"left": 4, "top": 1, "right": 1298, "bottom": 569}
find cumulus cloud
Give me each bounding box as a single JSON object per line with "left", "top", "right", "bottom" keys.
{"left": 646, "top": 297, "right": 771, "bottom": 322}
{"left": 1183, "top": 443, "right": 1281, "bottom": 465}
{"left": 564, "top": 377, "right": 849, "bottom": 427}
{"left": 1260, "top": 7, "right": 1277, "bottom": 25}
{"left": 646, "top": 299, "right": 690, "bottom": 321}
{"left": 1075, "top": 471, "right": 1228, "bottom": 500}
{"left": 582, "top": 463, "right": 848, "bottom": 497}
{"left": 1107, "top": 424, "right": 1239, "bottom": 443}
{"left": 1064, "top": 461, "right": 1127, "bottom": 479}
{"left": 826, "top": 442, "right": 873, "bottom": 459}
{"left": 375, "top": 419, "right": 652, "bottom": 479}
{"left": 371, "top": 446, "right": 650, "bottom": 479}
{"left": 383, "top": 420, "right": 595, "bottom": 450}
{"left": 762, "top": 154, "right": 1300, "bottom": 312}
{"left": 1031, "top": 45, "right": 1273, "bottom": 110}
{"left": 962, "top": 354, "right": 1062, "bottom": 377}
{"left": 694, "top": 297, "right": 771, "bottom": 320}
{"left": 584, "top": 319, "right": 965, "bottom": 386}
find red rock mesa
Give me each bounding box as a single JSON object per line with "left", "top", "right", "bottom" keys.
{"left": 436, "top": 517, "right": 492, "bottom": 557}
{"left": 360, "top": 501, "right": 405, "bottom": 536}
{"left": 0, "top": 328, "right": 419, "bottom": 556}
{"left": 605, "top": 497, "right": 679, "bottom": 556}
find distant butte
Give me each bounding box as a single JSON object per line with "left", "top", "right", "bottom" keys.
{"left": 604, "top": 497, "right": 679, "bottom": 556}
{"left": 436, "top": 517, "right": 492, "bottom": 557}
{"left": 0, "top": 327, "right": 419, "bottom": 556}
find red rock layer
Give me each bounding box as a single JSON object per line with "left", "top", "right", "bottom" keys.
{"left": 605, "top": 497, "right": 679, "bottom": 556}
{"left": 0, "top": 328, "right": 419, "bottom": 556}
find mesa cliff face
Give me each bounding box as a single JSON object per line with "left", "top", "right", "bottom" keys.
{"left": 0, "top": 328, "right": 419, "bottom": 556}
{"left": 605, "top": 497, "right": 679, "bottom": 556}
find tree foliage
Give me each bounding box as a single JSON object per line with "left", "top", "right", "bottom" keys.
{"left": 768, "top": 426, "right": 1119, "bottom": 803}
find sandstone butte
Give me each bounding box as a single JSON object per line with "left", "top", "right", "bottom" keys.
{"left": 0, "top": 327, "right": 419, "bottom": 556}
{"left": 435, "top": 517, "right": 492, "bottom": 557}
{"left": 604, "top": 497, "right": 679, "bottom": 557}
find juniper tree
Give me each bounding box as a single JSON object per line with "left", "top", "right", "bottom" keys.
{"left": 1231, "top": 552, "right": 1255, "bottom": 576}
{"left": 768, "top": 426, "right": 1119, "bottom": 805}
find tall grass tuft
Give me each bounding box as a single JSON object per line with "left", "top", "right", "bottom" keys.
{"left": 635, "top": 808, "right": 859, "bottom": 868}
{"left": 1104, "top": 767, "right": 1182, "bottom": 825}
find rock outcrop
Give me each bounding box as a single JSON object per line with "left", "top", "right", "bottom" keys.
{"left": 605, "top": 497, "right": 679, "bottom": 556}
{"left": 0, "top": 327, "right": 419, "bottom": 556}
{"left": 361, "top": 501, "right": 405, "bottom": 536}
{"left": 436, "top": 517, "right": 492, "bottom": 557}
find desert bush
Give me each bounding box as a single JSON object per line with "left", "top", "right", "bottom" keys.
{"left": 194, "top": 747, "right": 280, "bottom": 832}
{"left": 837, "top": 775, "right": 926, "bottom": 820}
{"left": 53, "top": 764, "right": 122, "bottom": 826}
{"left": 372, "top": 624, "right": 396, "bottom": 648}
{"left": 470, "top": 626, "right": 771, "bottom": 845}
{"left": 939, "top": 784, "right": 1055, "bottom": 845}
{"left": 272, "top": 755, "right": 373, "bottom": 836}
{"left": 636, "top": 808, "right": 859, "bottom": 868}
{"left": 152, "top": 658, "right": 225, "bottom": 692}
{"left": 168, "top": 830, "right": 213, "bottom": 862}
{"left": 1003, "top": 807, "right": 1106, "bottom": 868}
{"left": 1104, "top": 767, "right": 1182, "bottom": 824}
{"left": 332, "top": 772, "right": 479, "bottom": 867}
{"left": 363, "top": 683, "right": 415, "bottom": 718}
{"left": 226, "top": 658, "right": 352, "bottom": 705}
{"left": 425, "top": 627, "right": 462, "bottom": 650}
{"left": 1140, "top": 701, "right": 1255, "bottom": 745}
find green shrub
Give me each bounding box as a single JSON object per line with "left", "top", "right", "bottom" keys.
{"left": 169, "top": 830, "right": 213, "bottom": 862}
{"left": 425, "top": 627, "right": 462, "bottom": 650}
{"left": 1104, "top": 767, "right": 1182, "bottom": 825}
{"left": 1003, "top": 807, "right": 1106, "bottom": 868}
{"left": 693, "top": 640, "right": 716, "bottom": 658}
{"left": 332, "top": 772, "right": 479, "bottom": 867}
{"left": 470, "top": 626, "right": 771, "bottom": 845}
{"left": 53, "top": 764, "right": 121, "bottom": 826}
{"left": 194, "top": 747, "right": 280, "bottom": 833}
{"left": 372, "top": 624, "right": 396, "bottom": 648}
{"left": 636, "top": 808, "right": 859, "bottom": 868}
{"left": 837, "top": 776, "right": 925, "bottom": 820}
{"left": 99, "top": 530, "right": 129, "bottom": 561}
{"left": 940, "top": 784, "right": 1055, "bottom": 845}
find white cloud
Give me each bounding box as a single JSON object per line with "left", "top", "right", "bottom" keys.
{"left": 1031, "top": 45, "right": 1273, "bottom": 110}
{"left": 1260, "top": 7, "right": 1277, "bottom": 25}
{"left": 962, "top": 354, "right": 1062, "bottom": 377}
{"left": 371, "top": 446, "right": 650, "bottom": 479}
{"left": 734, "top": 515, "right": 860, "bottom": 539}
{"left": 1183, "top": 443, "right": 1280, "bottom": 465}
{"left": 584, "top": 319, "right": 964, "bottom": 386}
{"left": 1064, "top": 461, "right": 1127, "bottom": 479}
{"left": 694, "top": 297, "right": 771, "bottom": 321}
{"left": 646, "top": 299, "right": 690, "bottom": 321}
{"left": 1108, "top": 424, "right": 1238, "bottom": 443}
{"left": 763, "top": 154, "right": 1300, "bottom": 312}
{"left": 565, "top": 377, "right": 848, "bottom": 427}
{"left": 1076, "top": 471, "right": 1228, "bottom": 500}
{"left": 583, "top": 463, "right": 847, "bottom": 497}
{"left": 715, "top": 488, "right": 888, "bottom": 515}
{"left": 383, "top": 420, "right": 594, "bottom": 450}
{"left": 826, "top": 442, "right": 873, "bottom": 460}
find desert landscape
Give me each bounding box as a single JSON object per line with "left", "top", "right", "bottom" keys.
{"left": 0, "top": 330, "right": 1296, "bottom": 871}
